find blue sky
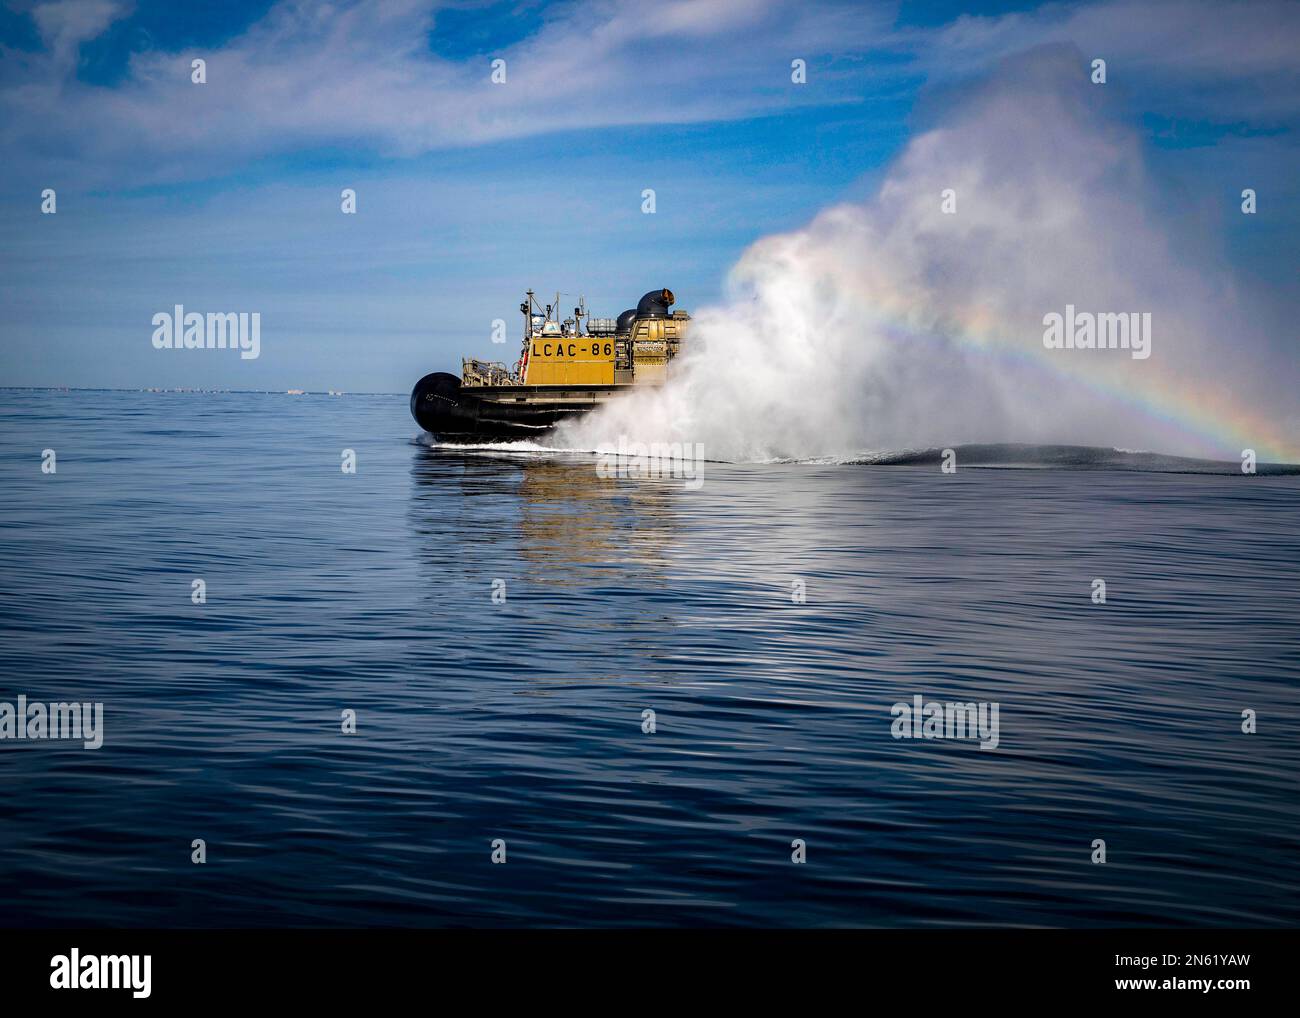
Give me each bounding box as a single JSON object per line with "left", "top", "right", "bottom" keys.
{"left": 0, "top": 0, "right": 1296, "bottom": 393}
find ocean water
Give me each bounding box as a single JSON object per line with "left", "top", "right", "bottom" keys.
{"left": 1, "top": 388, "right": 1297, "bottom": 928}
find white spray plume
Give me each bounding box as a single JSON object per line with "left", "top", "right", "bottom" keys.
{"left": 559, "top": 48, "right": 1297, "bottom": 463}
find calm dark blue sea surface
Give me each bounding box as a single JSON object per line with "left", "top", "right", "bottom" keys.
{"left": 1, "top": 389, "right": 1298, "bottom": 928}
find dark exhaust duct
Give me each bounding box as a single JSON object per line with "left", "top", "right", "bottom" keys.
{"left": 635, "top": 288, "right": 675, "bottom": 319}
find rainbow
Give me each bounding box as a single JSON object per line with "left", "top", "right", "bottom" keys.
{"left": 865, "top": 299, "right": 1298, "bottom": 464}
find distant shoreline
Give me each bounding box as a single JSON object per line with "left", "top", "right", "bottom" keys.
{"left": 0, "top": 386, "right": 402, "bottom": 396}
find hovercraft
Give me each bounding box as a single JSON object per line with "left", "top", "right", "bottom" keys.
{"left": 410, "top": 288, "right": 688, "bottom": 442}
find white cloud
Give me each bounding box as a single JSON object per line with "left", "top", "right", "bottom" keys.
{"left": 917, "top": 0, "right": 1300, "bottom": 118}
{"left": 30, "top": 0, "right": 127, "bottom": 69}
{"left": 1, "top": 0, "right": 889, "bottom": 183}
{"left": 4, "top": 0, "right": 1296, "bottom": 186}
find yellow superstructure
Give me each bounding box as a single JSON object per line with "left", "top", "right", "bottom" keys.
{"left": 624, "top": 313, "right": 688, "bottom": 385}
{"left": 459, "top": 288, "right": 688, "bottom": 390}
{"left": 523, "top": 334, "right": 617, "bottom": 385}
